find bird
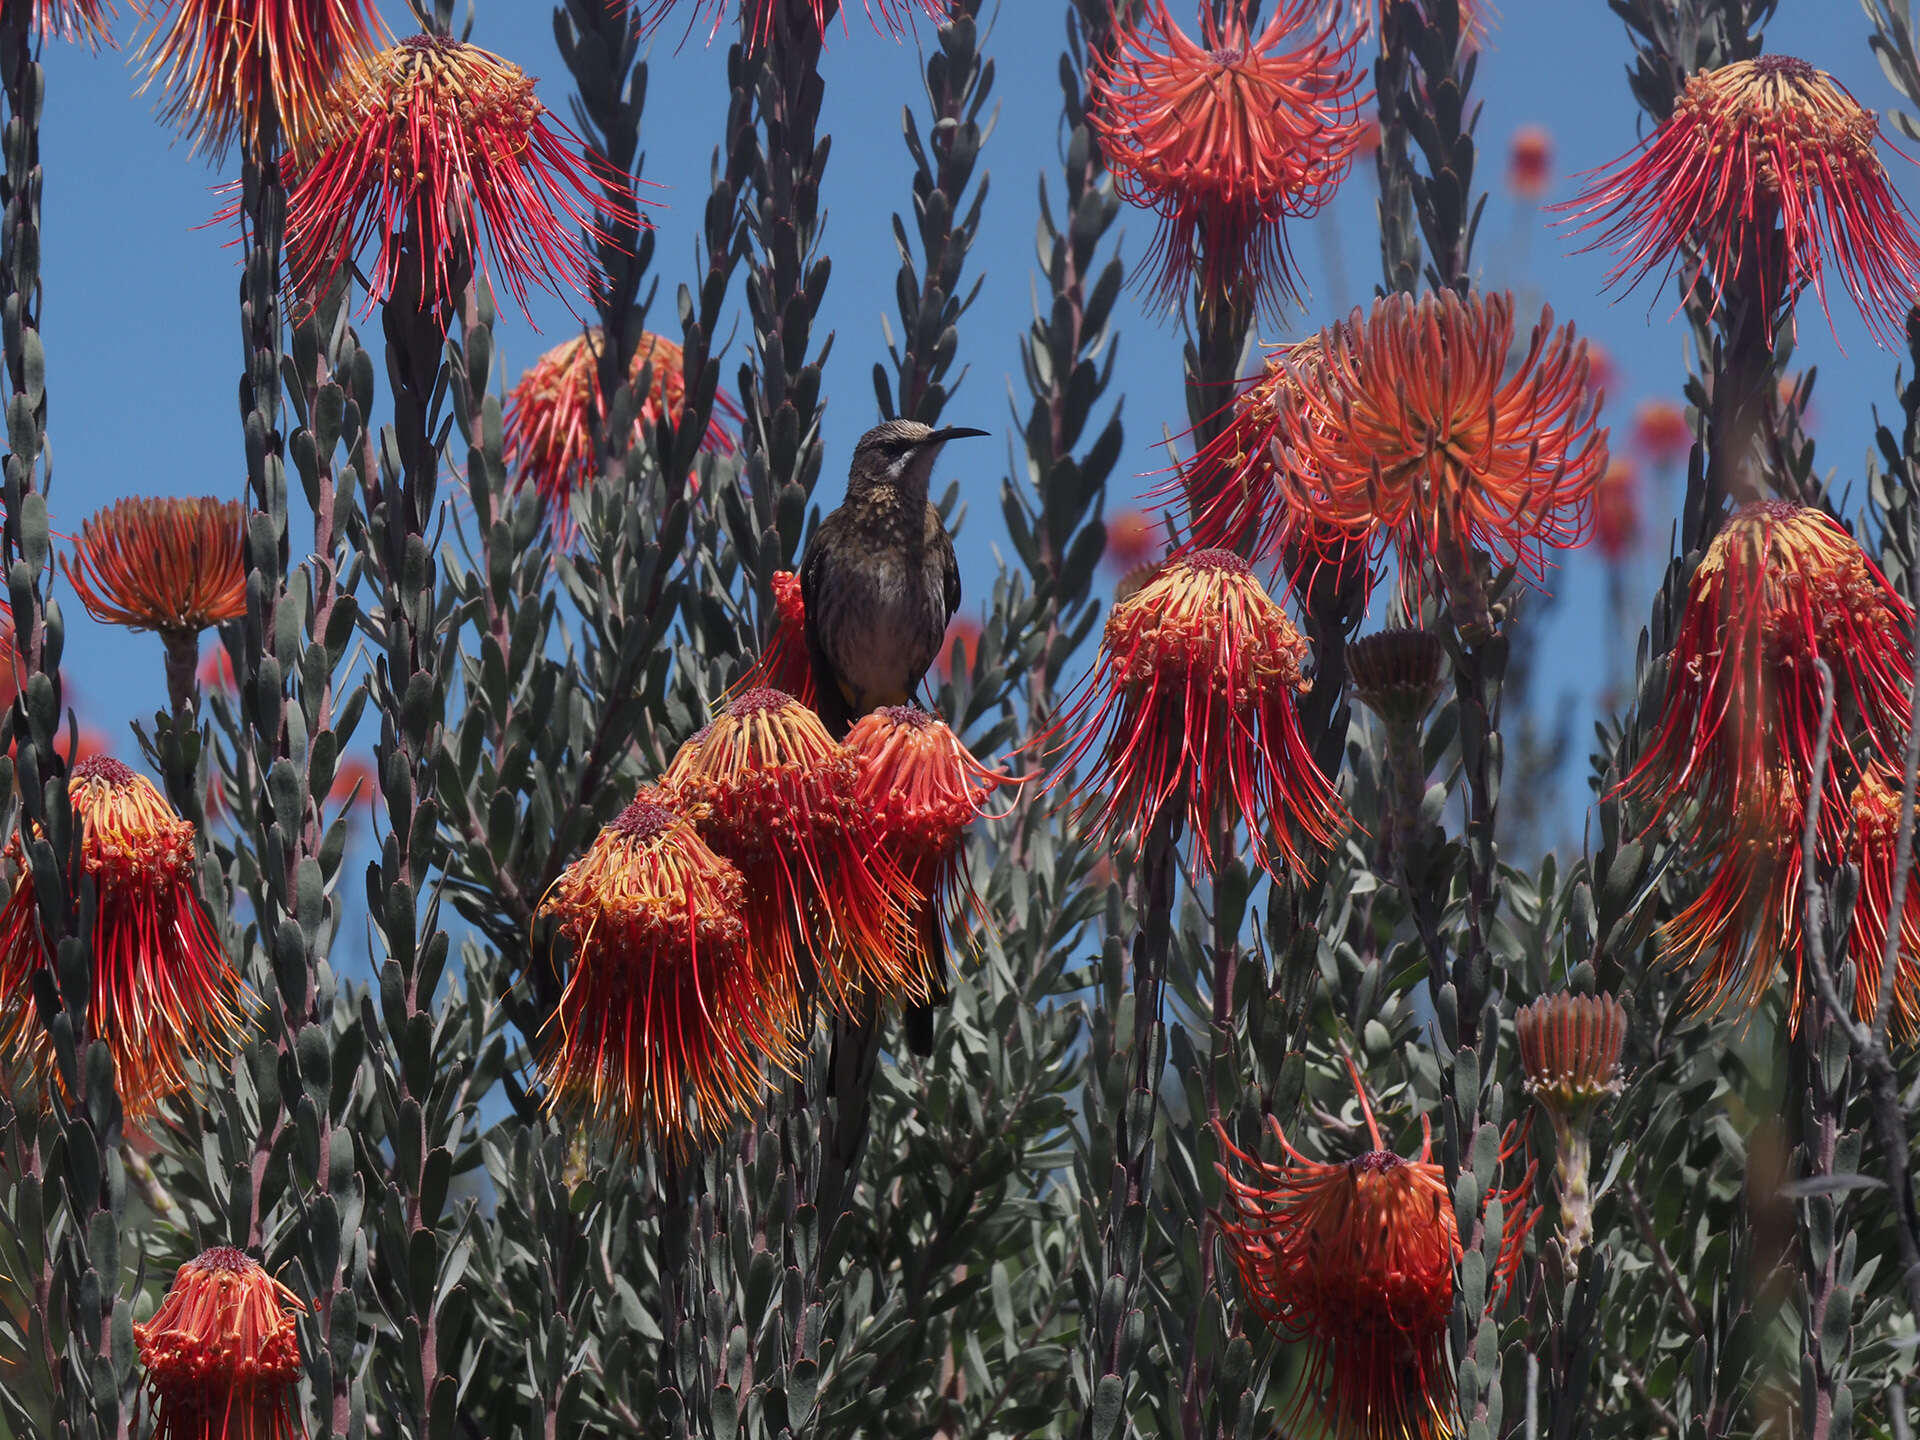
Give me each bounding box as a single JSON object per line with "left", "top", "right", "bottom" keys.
{"left": 800, "top": 417, "right": 986, "bottom": 1056}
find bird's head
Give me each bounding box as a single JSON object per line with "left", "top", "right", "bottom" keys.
{"left": 848, "top": 420, "right": 989, "bottom": 501}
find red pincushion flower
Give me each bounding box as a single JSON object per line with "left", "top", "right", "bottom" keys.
{"left": 1622, "top": 502, "right": 1914, "bottom": 844}
{"left": 137, "top": 0, "right": 386, "bottom": 159}
{"left": 1276, "top": 290, "right": 1607, "bottom": 596}
{"left": 1561, "top": 56, "right": 1920, "bottom": 346}
{"left": 505, "top": 328, "right": 742, "bottom": 530}
{"left": 662, "top": 689, "right": 923, "bottom": 1014}
{"left": 0, "top": 757, "right": 251, "bottom": 1118}
{"left": 1090, "top": 0, "right": 1366, "bottom": 318}
{"left": 6, "top": 0, "right": 112, "bottom": 43}
{"left": 1631, "top": 397, "right": 1690, "bottom": 466}
{"left": 1053, "top": 550, "right": 1344, "bottom": 879}
{"left": 64, "top": 497, "right": 247, "bottom": 637}
{"left": 735, "top": 571, "right": 816, "bottom": 706}
{"left": 843, "top": 706, "right": 1013, "bottom": 973}
{"left": 1105, "top": 509, "right": 1161, "bottom": 573}
{"left": 135, "top": 1247, "right": 305, "bottom": 1440}
{"left": 1507, "top": 123, "right": 1553, "bottom": 198}
{"left": 637, "top": 0, "right": 943, "bottom": 51}
{"left": 1217, "top": 1062, "right": 1536, "bottom": 1440}
{"left": 286, "top": 35, "right": 641, "bottom": 320}
{"left": 537, "top": 787, "right": 794, "bottom": 1148}
{"left": 1593, "top": 462, "right": 1640, "bottom": 565}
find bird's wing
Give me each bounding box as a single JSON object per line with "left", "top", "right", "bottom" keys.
{"left": 799, "top": 523, "right": 856, "bottom": 739}
{"left": 936, "top": 509, "right": 961, "bottom": 622}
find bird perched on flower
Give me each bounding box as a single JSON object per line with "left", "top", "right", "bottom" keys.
{"left": 1561, "top": 55, "right": 1920, "bottom": 346}
{"left": 135, "top": 1247, "right": 304, "bottom": 1440}
{"left": 1089, "top": 0, "right": 1365, "bottom": 320}
{"left": 800, "top": 419, "right": 985, "bottom": 741}
{"left": 0, "top": 756, "right": 251, "bottom": 1117}
{"left": 286, "top": 35, "right": 640, "bottom": 319}
{"left": 1217, "top": 1057, "right": 1536, "bottom": 1440}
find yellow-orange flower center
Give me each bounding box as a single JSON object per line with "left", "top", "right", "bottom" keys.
{"left": 1104, "top": 549, "right": 1310, "bottom": 706}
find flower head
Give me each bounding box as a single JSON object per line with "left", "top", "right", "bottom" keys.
{"left": 1632, "top": 397, "right": 1691, "bottom": 466}
{"left": 735, "top": 571, "right": 817, "bottom": 708}
{"left": 135, "top": 1246, "right": 304, "bottom": 1440}
{"left": 1347, "top": 626, "right": 1447, "bottom": 730}
{"left": 1217, "top": 1062, "right": 1535, "bottom": 1440}
{"left": 505, "top": 328, "right": 741, "bottom": 526}
{"left": 138, "top": 0, "right": 387, "bottom": 159}
{"left": 1105, "top": 509, "right": 1162, "bottom": 573}
{"left": 1054, "top": 551, "right": 1344, "bottom": 879}
{"left": 1561, "top": 56, "right": 1920, "bottom": 345}
{"left": 662, "top": 689, "right": 922, "bottom": 1013}
{"left": 8, "top": 0, "right": 113, "bottom": 44}
{"left": 843, "top": 707, "right": 1013, "bottom": 965}
{"left": 1516, "top": 991, "right": 1626, "bottom": 1119}
{"left": 1277, "top": 291, "right": 1607, "bottom": 601}
{"left": 537, "top": 787, "right": 794, "bottom": 1149}
{"left": 1594, "top": 462, "right": 1640, "bottom": 564}
{"left": 287, "top": 35, "right": 639, "bottom": 319}
{"left": 1507, "top": 123, "right": 1552, "bottom": 198}
{"left": 1090, "top": 0, "right": 1366, "bottom": 318}
{"left": 638, "top": 0, "right": 942, "bottom": 52}
{"left": 0, "top": 757, "right": 250, "bottom": 1117}
{"left": 1622, "top": 502, "right": 1913, "bottom": 840}
{"left": 64, "top": 497, "right": 246, "bottom": 636}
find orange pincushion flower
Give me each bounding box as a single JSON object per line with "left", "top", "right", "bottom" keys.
{"left": 1105, "top": 509, "right": 1161, "bottom": 573}
{"left": 136, "top": 1247, "right": 304, "bottom": 1440}
{"left": 1090, "top": 0, "right": 1366, "bottom": 318}
{"left": 639, "top": 0, "right": 943, "bottom": 52}
{"left": 1507, "top": 123, "right": 1553, "bottom": 198}
{"left": 843, "top": 707, "right": 1013, "bottom": 975}
{"left": 537, "top": 787, "right": 794, "bottom": 1149}
{"left": 1622, "top": 502, "right": 1913, "bottom": 842}
{"left": 1561, "top": 57, "right": 1920, "bottom": 346}
{"left": 64, "top": 497, "right": 246, "bottom": 636}
{"left": 137, "top": 0, "right": 387, "bottom": 159}
{"left": 286, "top": 36, "right": 639, "bottom": 320}
{"left": 505, "top": 328, "right": 742, "bottom": 526}
{"left": 1594, "top": 462, "right": 1640, "bottom": 564}
{"left": 1217, "top": 1065, "right": 1536, "bottom": 1440}
{"left": 1631, "top": 397, "right": 1690, "bottom": 466}
{"left": 1278, "top": 290, "right": 1606, "bottom": 589}
{"left": 0, "top": 757, "right": 250, "bottom": 1118}
{"left": 662, "top": 689, "right": 922, "bottom": 1013}
{"left": 1053, "top": 551, "right": 1344, "bottom": 879}
{"left": 1516, "top": 991, "right": 1626, "bottom": 1118}
{"left": 736, "top": 571, "right": 816, "bottom": 706}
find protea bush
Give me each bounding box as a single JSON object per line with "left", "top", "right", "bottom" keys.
{"left": 5, "top": 1, "right": 1920, "bottom": 1436}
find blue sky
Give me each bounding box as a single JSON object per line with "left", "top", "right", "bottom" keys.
{"left": 26, "top": 1, "right": 1915, "bottom": 843}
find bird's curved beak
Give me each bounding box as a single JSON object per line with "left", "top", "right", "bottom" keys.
{"left": 931, "top": 426, "right": 990, "bottom": 443}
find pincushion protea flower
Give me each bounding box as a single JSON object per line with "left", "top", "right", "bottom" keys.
{"left": 843, "top": 706, "right": 1013, "bottom": 966}
{"left": 1278, "top": 291, "right": 1606, "bottom": 622}
{"left": 286, "top": 35, "right": 639, "bottom": 319}
{"left": 1217, "top": 1061, "right": 1536, "bottom": 1440}
{"left": 6, "top": 0, "right": 112, "bottom": 43}
{"left": 1632, "top": 397, "right": 1690, "bottom": 466}
{"left": 137, "top": 0, "right": 386, "bottom": 159}
{"left": 1507, "top": 124, "right": 1553, "bottom": 198}
{"left": 65, "top": 497, "right": 246, "bottom": 636}
{"left": 1518, "top": 991, "right": 1626, "bottom": 1263}
{"left": 506, "top": 328, "right": 742, "bottom": 526}
{"left": 1622, "top": 502, "right": 1913, "bottom": 840}
{"left": 1561, "top": 56, "right": 1920, "bottom": 345}
{"left": 537, "top": 787, "right": 795, "bottom": 1149}
{"left": 1090, "top": 0, "right": 1366, "bottom": 318}
{"left": 1593, "top": 462, "right": 1640, "bottom": 564}
{"left": 134, "top": 1247, "right": 304, "bottom": 1440}
{"left": 662, "top": 689, "right": 923, "bottom": 1013}
{"left": 0, "top": 757, "right": 250, "bottom": 1117}
{"left": 736, "top": 571, "right": 817, "bottom": 706}
{"left": 638, "top": 0, "right": 943, "bottom": 51}
{"left": 1054, "top": 550, "right": 1345, "bottom": 880}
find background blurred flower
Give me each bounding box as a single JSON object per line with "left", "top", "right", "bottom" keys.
{"left": 137, "top": 0, "right": 386, "bottom": 159}
{"left": 287, "top": 35, "right": 640, "bottom": 318}
{"left": 1593, "top": 461, "right": 1640, "bottom": 564}
{"left": 1090, "top": 0, "right": 1365, "bottom": 318}
{"left": 1631, "top": 396, "right": 1690, "bottom": 466}
{"left": 0, "top": 756, "right": 250, "bottom": 1117}
{"left": 1562, "top": 55, "right": 1920, "bottom": 344}
{"left": 135, "top": 1247, "right": 304, "bottom": 1440}
{"left": 1506, "top": 123, "right": 1552, "bottom": 198}
{"left": 1104, "top": 508, "right": 1161, "bottom": 573}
